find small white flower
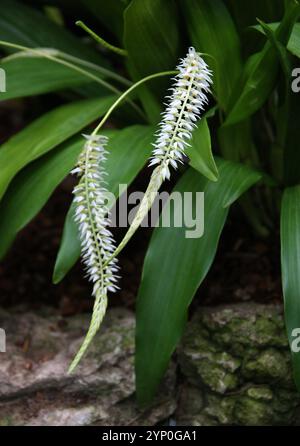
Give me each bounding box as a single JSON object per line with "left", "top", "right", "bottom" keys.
{"left": 149, "top": 47, "right": 212, "bottom": 180}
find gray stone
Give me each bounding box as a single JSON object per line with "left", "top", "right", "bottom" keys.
{"left": 0, "top": 306, "right": 176, "bottom": 426}
{"left": 177, "top": 303, "right": 300, "bottom": 426}
{"left": 2, "top": 301, "right": 299, "bottom": 426}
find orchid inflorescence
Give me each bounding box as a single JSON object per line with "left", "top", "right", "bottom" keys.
{"left": 68, "top": 134, "right": 119, "bottom": 372}
{"left": 149, "top": 47, "right": 212, "bottom": 181}
{"left": 69, "top": 47, "right": 212, "bottom": 371}
{"left": 72, "top": 134, "right": 119, "bottom": 295}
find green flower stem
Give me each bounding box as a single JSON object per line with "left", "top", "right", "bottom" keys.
{"left": 3, "top": 48, "right": 132, "bottom": 87}
{"left": 89, "top": 70, "right": 178, "bottom": 268}
{"left": 0, "top": 41, "right": 122, "bottom": 90}
{"left": 91, "top": 70, "right": 178, "bottom": 137}
{"left": 107, "top": 165, "right": 164, "bottom": 264}
{"left": 0, "top": 40, "right": 144, "bottom": 119}
{"left": 56, "top": 52, "right": 131, "bottom": 86}
{"left": 68, "top": 291, "right": 107, "bottom": 373}
{"left": 76, "top": 20, "right": 128, "bottom": 57}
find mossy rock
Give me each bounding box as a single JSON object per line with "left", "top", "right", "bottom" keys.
{"left": 177, "top": 303, "right": 300, "bottom": 426}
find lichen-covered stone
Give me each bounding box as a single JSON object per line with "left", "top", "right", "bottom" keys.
{"left": 0, "top": 306, "right": 175, "bottom": 426}
{"left": 176, "top": 385, "right": 216, "bottom": 426}
{"left": 246, "top": 386, "right": 273, "bottom": 401}
{"left": 179, "top": 332, "right": 241, "bottom": 394}
{"left": 177, "top": 303, "right": 300, "bottom": 426}
{"left": 242, "top": 348, "right": 291, "bottom": 382}
{"left": 204, "top": 394, "right": 236, "bottom": 424}
{"left": 234, "top": 396, "right": 274, "bottom": 425}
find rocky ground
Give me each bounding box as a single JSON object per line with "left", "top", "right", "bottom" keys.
{"left": 0, "top": 306, "right": 176, "bottom": 426}
{"left": 177, "top": 304, "right": 300, "bottom": 425}
{"left": 0, "top": 303, "right": 299, "bottom": 426}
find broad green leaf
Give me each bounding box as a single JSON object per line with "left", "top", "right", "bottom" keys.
{"left": 218, "top": 120, "right": 259, "bottom": 164}
{"left": 221, "top": 163, "right": 262, "bottom": 207}
{"left": 258, "top": 20, "right": 291, "bottom": 80}
{"left": 286, "top": 23, "right": 300, "bottom": 58}
{"left": 255, "top": 23, "right": 300, "bottom": 59}
{"left": 0, "top": 58, "right": 92, "bottom": 100}
{"left": 0, "top": 137, "right": 83, "bottom": 258}
{"left": 225, "top": 1, "right": 300, "bottom": 126}
{"left": 225, "top": 0, "right": 283, "bottom": 32}
{"left": 82, "top": 0, "right": 129, "bottom": 41}
{"left": 182, "top": 1, "right": 253, "bottom": 165}
{"left": 281, "top": 186, "right": 300, "bottom": 390}
{"left": 282, "top": 89, "right": 300, "bottom": 185}
{"left": 53, "top": 124, "right": 155, "bottom": 283}
{"left": 182, "top": 0, "right": 259, "bottom": 166}
{"left": 0, "top": 0, "right": 106, "bottom": 63}
{"left": 136, "top": 159, "right": 261, "bottom": 404}
{"left": 182, "top": 0, "right": 242, "bottom": 112}
{"left": 124, "top": 0, "right": 180, "bottom": 122}
{"left": 53, "top": 201, "right": 81, "bottom": 284}
{"left": 187, "top": 119, "right": 218, "bottom": 182}
{"left": 0, "top": 95, "right": 116, "bottom": 201}
{"left": 259, "top": 21, "right": 300, "bottom": 186}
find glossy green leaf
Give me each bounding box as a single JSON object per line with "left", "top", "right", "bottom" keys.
{"left": 218, "top": 120, "right": 258, "bottom": 164}
{"left": 182, "top": 0, "right": 258, "bottom": 169}
{"left": 255, "top": 23, "right": 300, "bottom": 59}
{"left": 53, "top": 201, "right": 81, "bottom": 284}
{"left": 82, "top": 0, "right": 129, "bottom": 41}
{"left": 124, "top": 0, "right": 180, "bottom": 122}
{"left": 225, "top": 0, "right": 283, "bottom": 32}
{"left": 0, "top": 0, "right": 105, "bottom": 63}
{"left": 259, "top": 21, "right": 300, "bottom": 186}
{"left": 0, "top": 58, "right": 92, "bottom": 100}
{"left": 258, "top": 20, "right": 291, "bottom": 79}
{"left": 0, "top": 137, "right": 83, "bottom": 258}
{"left": 187, "top": 119, "right": 218, "bottom": 182}
{"left": 225, "top": 1, "right": 300, "bottom": 126}
{"left": 53, "top": 124, "right": 155, "bottom": 283}
{"left": 286, "top": 22, "right": 300, "bottom": 58}
{"left": 221, "top": 163, "right": 262, "bottom": 207}
{"left": 183, "top": 0, "right": 242, "bottom": 112}
{"left": 136, "top": 159, "right": 261, "bottom": 405}
{"left": 281, "top": 186, "right": 300, "bottom": 390}
{"left": 0, "top": 95, "right": 116, "bottom": 201}
{"left": 282, "top": 90, "right": 300, "bottom": 186}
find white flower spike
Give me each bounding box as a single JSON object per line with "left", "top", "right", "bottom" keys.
{"left": 72, "top": 134, "right": 119, "bottom": 295}
{"left": 68, "top": 134, "right": 119, "bottom": 372}
{"left": 109, "top": 47, "right": 212, "bottom": 261}
{"left": 68, "top": 47, "right": 212, "bottom": 370}
{"left": 150, "top": 47, "right": 212, "bottom": 180}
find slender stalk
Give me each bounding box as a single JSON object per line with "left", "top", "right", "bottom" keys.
{"left": 91, "top": 70, "right": 178, "bottom": 136}
{"left": 56, "top": 52, "right": 131, "bottom": 86}
{"left": 2, "top": 46, "right": 131, "bottom": 87}
{"left": 0, "top": 40, "right": 144, "bottom": 119}
{"left": 76, "top": 21, "right": 127, "bottom": 57}
{"left": 105, "top": 166, "right": 164, "bottom": 263}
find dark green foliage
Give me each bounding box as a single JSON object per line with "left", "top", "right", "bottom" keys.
{"left": 0, "top": 0, "right": 299, "bottom": 404}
